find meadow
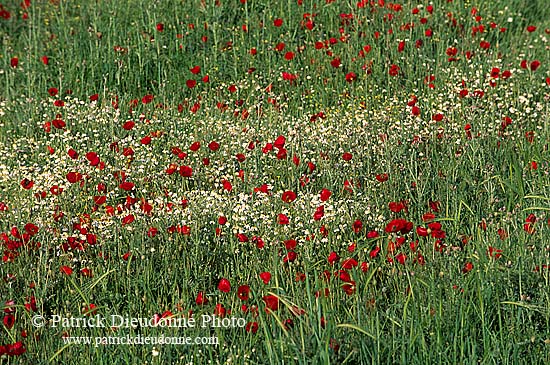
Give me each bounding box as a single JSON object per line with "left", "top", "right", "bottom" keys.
{"left": 0, "top": 0, "right": 549, "bottom": 363}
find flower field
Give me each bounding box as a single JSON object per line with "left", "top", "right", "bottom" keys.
{"left": 1, "top": 0, "right": 549, "bottom": 363}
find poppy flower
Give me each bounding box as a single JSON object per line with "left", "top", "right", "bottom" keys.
{"left": 218, "top": 278, "right": 231, "bottom": 293}
{"left": 222, "top": 180, "right": 232, "bottom": 191}
{"left": 3, "top": 314, "right": 15, "bottom": 329}
{"left": 245, "top": 322, "right": 259, "bottom": 333}
{"left": 277, "top": 213, "right": 289, "bottom": 225}
{"left": 342, "top": 152, "right": 352, "bottom": 161}
{"left": 284, "top": 51, "right": 295, "bottom": 60}
{"left": 273, "top": 18, "right": 283, "bottom": 27}
{"left": 263, "top": 295, "right": 279, "bottom": 311}
{"left": 389, "top": 201, "right": 406, "bottom": 213}
{"left": 179, "top": 165, "right": 193, "bottom": 177}
{"left": 313, "top": 205, "right": 324, "bottom": 220}
{"left": 462, "top": 262, "right": 473, "bottom": 273}
{"left": 369, "top": 246, "right": 381, "bottom": 258}
{"left": 352, "top": 219, "right": 362, "bottom": 233}
{"left": 208, "top": 141, "right": 220, "bottom": 151}
{"left": 237, "top": 285, "right": 250, "bottom": 301}
{"left": 388, "top": 64, "right": 400, "bottom": 76}
{"left": 121, "top": 214, "right": 135, "bottom": 225}
{"left": 86, "top": 152, "right": 100, "bottom": 166}
{"left": 186, "top": 79, "right": 197, "bottom": 88}
{"left": 341, "top": 258, "right": 358, "bottom": 269}
{"left": 21, "top": 178, "right": 34, "bottom": 190}
{"left": 284, "top": 251, "right": 297, "bottom": 263}
{"left": 342, "top": 281, "right": 356, "bottom": 295}
{"left": 119, "top": 182, "right": 134, "bottom": 191}
{"left": 122, "top": 121, "right": 135, "bottom": 130}
{"left": 320, "top": 189, "right": 332, "bottom": 202}
{"left": 52, "top": 118, "right": 66, "bottom": 129}
{"left": 140, "top": 135, "right": 151, "bottom": 145}
{"left": 395, "top": 253, "right": 407, "bottom": 265}
{"left": 195, "top": 291, "right": 208, "bottom": 305}
{"left": 345, "top": 72, "right": 357, "bottom": 82}
{"left": 530, "top": 60, "right": 541, "bottom": 71}
{"left": 526, "top": 25, "right": 537, "bottom": 32}
{"left": 141, "top": 94, "right": 153, "bottom": 104}
{"left": 189, "top": 141, "right": 201, "bottom": 151}
{"left": 273, "top": 135, "right": 286, "bottom": 149}
{"left": 10, "top": 57, "right": 18, "bottom": 68}
{"left": 259, "top": 272, "right": 271, "bottom": 284}
{"left": 190, "top": 65, "right": 201, "bottom": 74}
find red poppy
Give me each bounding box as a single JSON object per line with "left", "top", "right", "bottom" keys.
{"left": 313, "top": 205, "right": 324, "bottom": 221}
{"left": 345, "top": 72, "right": 357, "bottom": 82}
{"left": 342, "top": 281, "right": 356, "bottom": 295}
{"left": 119, "top": 182, "right": 134, "bottom": 191}
{"left": 195, "top": 291, "right": 208, "bottom": 305}
{"left": 142, "top": 94, "right": 153, "bottom": 104}
{"left": 389, "top": 201, "right": 406, "bottom": 213}
{"left": 222, "top": 179, "right": 232, "bottom": 191}
{"left": 385, "top": 219, "right": 413, "bottom": 234}
{"left": 530, "top": 60, "right": 541, "bottom": 71}
{"left": 20, "top": 178, "right": 34, "bottom": 190}
{"left": 263, "top": 295, "right": 279, "bottom": 311}
{"left": 208, "top": 141, "right": 220, "bottom": 151}
{"left": 342, "top": 152, "right": 352, "bottom": 161}
{"left": 41, "top": 56, "right": 49, "bottom": 65}
{"left": 122, "top": 121, "right": 135, "bottom": 130}
{"left": 281, "top": 190, "right": 297, "bottom": 203}
{"left": 259, "top": 272, "right": 271, "bottom": 284}
{"left": 179, "top": 165, "right": 193, "bottom": 177}
{"left": 189, "top": 141, "right": 201, "bottom": 151}
{"left": 395, "top": 253, "right": 407, "bottom": 265}
{"left": 85, "top": 152, "right": 100, "bottom": 166}
{"left": 10, "top": 57, "right": 18, "bottom": 68}
{"left": 237, "top": 285, "right": 250, "bottom": 301}
{"left": 121, "top": 214, "right": 135, "bottom": 225}
{"left": 375, "top": 173, "right": 389, "bottom": 182}
{"left": 55, "top": 266, "right": 71, "bottom": 279}
{"left": 320, "top": 188, "right": 332, "bottom": 201}
{"left": 186, "top": 79, "right": 197, "bottom": 88}
{"left": 66, "top": 172, "right": 82, "bottom": 184}
{"left": 273, "top": 18, "right": 283, "bottom": 27}
{"left": 2, "top": 314, "right": 14, "bottom": 330}
{"left": 284, "top": 51, "right": 295, "bottom": 60}
{"left": 388, "top": 64, "right": 400, "bottom": 76}
{"left": 218, "top": 278, "right": 231, "bottom": 293}
{"left": 462, "top": 262, "right": 473, "bottom": 273}
{"left": 487, "top": 246, "right": 503, "bottom": 259}
{"left": 273, "top": 135, "right": 286, "bottom": 149}
{"left": 352, "top": 219, "right": 363, "bottom": 234}
{"left": 526, "top": 25, "right": 537, "bottom": 32}
{"left": 277, "top": 213, "right": 289, "bottom": 225}
{"left": 246, "top": 322, "right": 259, "bottom": 333}
{"left": 341, "top": 258, "right": 358, "bottom": 269}
{"left": 369, "top": 246, "right": 381, "bottom": 258}
{"left": 479, "top": 41, "right": 490, "bottom": 49}
{"left": 330, "top": 58, "right": 341, "bottom": 68}
{"left": 52, "top": 118, "right": 66, "bottom": 129}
